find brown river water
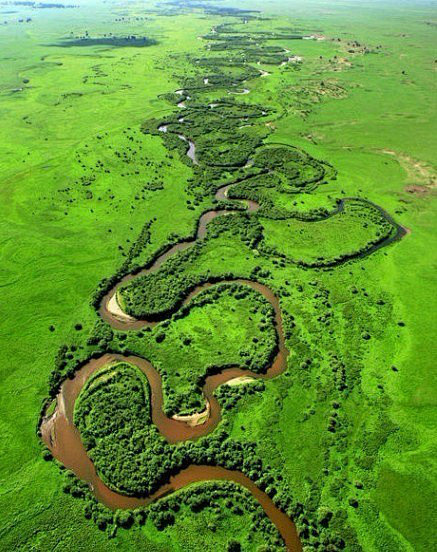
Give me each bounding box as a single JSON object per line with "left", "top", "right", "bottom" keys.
{"left": 37, "top": 38, "right": 407, "bottom": 550}
{"left": 40, "top": 136, "right": 302, "bottom": 550}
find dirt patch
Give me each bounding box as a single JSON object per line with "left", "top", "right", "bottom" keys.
{"left": 172, "top": 403, "right": 210, "bottom": 427}
{"left": 380, "top": 149, "right": 436, "bottom": 192}
{"left": 405, "top": 185, "right": 430, "bottom": 194}
{"left": 107, "top": 292, "right": 136, "bottom": 322}
{"left": 330, "top": 57, "right": 352, "bottom": 72}
{"left": 226, "top": 376, "right": 255, "bottom": 386}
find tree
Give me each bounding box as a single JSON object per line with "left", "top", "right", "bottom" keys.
{"left": 227, "top": 541, "right": 241, "bottom": 552}
{"left": 115, "top": 509, "right": 133, "bottom": 528}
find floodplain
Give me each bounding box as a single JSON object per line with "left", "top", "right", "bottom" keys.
{"left": 0, "top": 0, "right": 436, "bottom": 551}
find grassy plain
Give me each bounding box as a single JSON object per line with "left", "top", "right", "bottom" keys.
{"left": 124, "top": 283, "right": 277, "bottom": 414}
{"left": 0, "top": 0, "right": 435, "bottom": 551}
{"left": 259, "top": 200, "right": 393, "bottom": 264}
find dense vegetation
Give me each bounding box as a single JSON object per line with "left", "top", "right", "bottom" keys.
{"left": 71, "top": 360, "right": 347, "bottom": 549}
{"left": 41, "top": 7, "right": 412, "bottom": 546}
{"left": 144, "top": 481, "right": 284, "bottom": 550}
{"left": 1, "top": 0, "right": 434, "bottom": 550}
{"left": 122, "top": 282, "right": 279, "bottom": 415}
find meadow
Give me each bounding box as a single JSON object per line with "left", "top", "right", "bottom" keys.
{"left": 0, "top": 0, "right": 435, "bottom": 551}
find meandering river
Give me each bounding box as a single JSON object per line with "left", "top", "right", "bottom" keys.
{"left": 39, "top": 44, "right": 406, "bottom": 547}
{"left": 40, "top": 139, "right": 302, "bottom": 549}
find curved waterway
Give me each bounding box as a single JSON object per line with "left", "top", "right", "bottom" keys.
{"left": 39, "top": 124, "right": 406, "bottom": 550}
{"left": 158, "top": 125, "right": 197, "bottom": 164}
{"left": 40, "top": 67, "right": 405, "bottom": 548}
{"left": 41, "top": 372, "right": 298, "bottom": 549}
{"left": 40, "top": 140, "right": 302, "bottom": 548}
{"left": 99, "top": 180, "right": 258, "bottom": 330}
{"left": 40, "top": 335, "right": 299, "bottom": 550}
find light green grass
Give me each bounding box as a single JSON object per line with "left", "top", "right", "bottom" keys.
{"left": 0, "top": 1, "right": 435, "bottom": 551}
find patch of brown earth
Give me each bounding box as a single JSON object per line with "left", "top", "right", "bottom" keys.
{"left": 380, "top": 149, "right": 436, "bottom": 191}
{"left": 405, "top": 185, "right": 430, "bottom": 194}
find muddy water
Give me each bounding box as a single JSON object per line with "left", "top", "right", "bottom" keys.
{"left": 38, "top": 31, "right": 409, "bottom": 542}
{"left": 40, "top": 86, "right": 302, "bottom": 549}
{"left": 41, "top": 397, "right": 299, "bottom": 551}
{"left": 98, "top": 179, "right": 259, "bottom": 330}
{"left": 41, "top": 385, "right": 301, "bottom": 546}
{"left": 53, "top": 278, "right": 287, "bottom": 443}
{"left": 41, "top": 272, "right": 299, "bottom": 548}
{"left": 42, "top": 280, "right": 287, "bottom": 447}
{"left": 39, "top": 118, "right": 404, "bottom": 548}
{"left": 41, "top": 258, "right": 300, "bottom": 547}
{"left": 41, "top": 278, "right": 299, "bottom": 548}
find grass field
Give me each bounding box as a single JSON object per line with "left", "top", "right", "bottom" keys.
{"left": 0, "top": 0, "right": 435, "bottom": 551}
{"left": 123, "top": 283, "right": 277, "bottom": 414}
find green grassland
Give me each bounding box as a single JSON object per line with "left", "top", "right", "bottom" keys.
{"left": 259, "top": 200, "right": 394, "bottom": 265}
{"left": 122, "top": 283, "right": 278, "bottom": 414}
{"left": 0, "top": 0, "right": 435, "bottom": 551}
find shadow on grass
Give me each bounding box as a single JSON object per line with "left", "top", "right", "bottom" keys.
{"left": 54, "top": 36, "right": 158, "bottom": 48}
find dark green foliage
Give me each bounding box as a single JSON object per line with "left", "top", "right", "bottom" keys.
{"left": 119, "top": 216, "right": 263, "bottom": 319}
{"left": 56, "top": 36, "right": 158, "bottom": 48}
{"left": 40, "top": 6, "right": 408, "bottom": 552}
{"left": 73, "top": 362, "right": 295, "bottom": 544}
